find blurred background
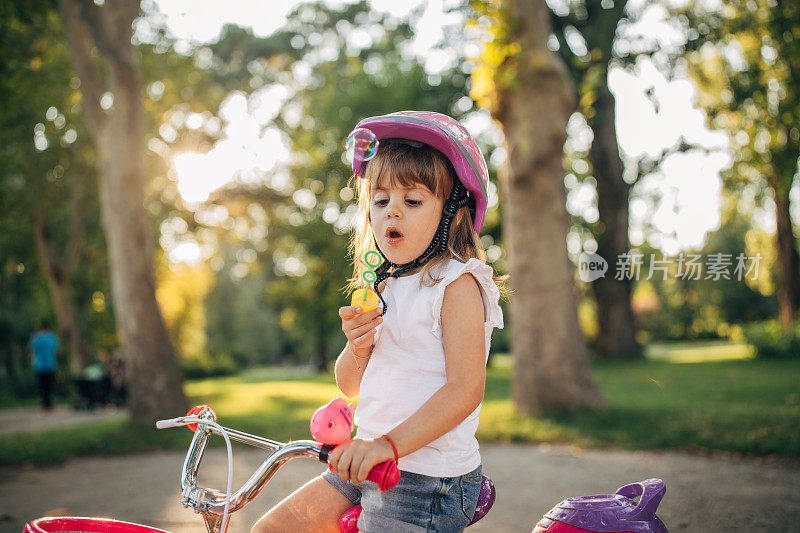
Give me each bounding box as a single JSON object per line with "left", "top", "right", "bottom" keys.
{"left": 0, "top": 0, "right": 798, "bottom": 467}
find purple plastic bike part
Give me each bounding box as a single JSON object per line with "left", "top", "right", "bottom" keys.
{"left": 614, "top": 479, "right": 666, "bottom": 523}
{"left": 467, "top": 474, "right": 496, "bottom": 526}
{"left": 541, "top": 478, "right": 668, "bottom": 533}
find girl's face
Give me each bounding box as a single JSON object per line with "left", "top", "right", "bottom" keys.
{"left": 370, "top": 178, "right": 444, "bottom": 267}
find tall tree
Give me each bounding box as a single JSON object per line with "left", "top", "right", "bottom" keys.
{"left": 550, "top": 0, "right": 641, "bottom": 359}
{"left": 59, "top": 0, "right": 186, "bottom": 422}
{"left": 545, "top": 1, "right": 710, "bottom": 358}
{"left": 678, "top": 0, "right": 800, "bottom": 332}
{"left": 546, "top": 0, "right": 696, "bottom": 359}
{"left": 472, "top": 0, "right": 604, "bottom": 413}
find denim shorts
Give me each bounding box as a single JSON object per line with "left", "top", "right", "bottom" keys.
{"left": 323, "top": 465, "right": 482, "bottom": 533}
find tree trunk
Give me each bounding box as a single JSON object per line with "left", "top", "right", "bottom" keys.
{"left": 60, "top": 0, "right": 186, "bottom": 422}
{"left": 494, "top": 0, "right": 604, "bottom": 414}
{"left": 32, "top": 212, "right": 90, "bottom": 374}
{"left": 589, "top": 83, "right": 642, "bottom": 359}
{"left": 30, "top": 166, "right": 92, "bottom": 375}
{"left": 775, "top": 186, "right": 800, "bottom": 332}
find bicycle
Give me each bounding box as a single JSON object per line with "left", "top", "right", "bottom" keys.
{"left": 23, "top": 404, "right": 667, "bottom": 533}
{"left": 22, "top": 404, "right": 490, "bottom": 533}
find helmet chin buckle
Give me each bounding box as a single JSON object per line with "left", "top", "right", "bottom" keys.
{"left": 442, "top": 199, "right": 461, "bottom": 217}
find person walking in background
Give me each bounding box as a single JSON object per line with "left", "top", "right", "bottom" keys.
{"left": 29, "top": 321, "right": 59, "bottom": 411}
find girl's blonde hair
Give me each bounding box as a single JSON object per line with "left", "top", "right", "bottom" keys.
{"left": 346, "top": 140, "right": 506, "bottom": 294}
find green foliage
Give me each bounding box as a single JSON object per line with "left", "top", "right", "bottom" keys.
{"left": 180, "top": 351, "right": 239, "bottom": 379}
{"left": 678, "top": 0, "right": 800, "bottom": 197}
{"left": 742, "top": 319, "right": 800, "bottom": 359}
{"left": 468, "top": 0, "right": 518, "bottom": 113}
{"left": 676, "top": 0, "right": 800, "bottom": 331}
{"left": 204, "top": 249, "right": 283, "bottom": 368}
{"left": 0, "top": 1, "right": 238, "bottom": 391}
{"left": 0, "top": 1, "right": 115, "bottom": 381}
{"left": 636, "top": 212, "right": 777, "bottom": 342}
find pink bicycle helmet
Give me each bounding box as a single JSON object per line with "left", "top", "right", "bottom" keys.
{"left": 349, "top": 111, "right": 491, "bottom": 233}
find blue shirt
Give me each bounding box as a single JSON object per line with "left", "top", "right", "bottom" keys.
{"left": 30, "top": 331, "right": 59, "bottom": 373}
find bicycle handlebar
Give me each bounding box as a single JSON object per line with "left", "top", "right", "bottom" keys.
{"left": 163, "top": 410, "right": 325, "bottom": 510}
{"left": 156, "top": 406, "right": 398, "bottom": 533}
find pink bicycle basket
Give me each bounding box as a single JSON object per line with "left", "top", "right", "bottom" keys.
{"left": 24, "top": 517, "right": 170, "bottom": 533}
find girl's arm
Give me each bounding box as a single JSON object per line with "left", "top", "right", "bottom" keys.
{"left": 330, "top": 273, "right": 486, "bottom": 482}
{"left": 386, "top": 273, "right": 486, "bottom": 455}
{"left": 334, "top": 339, "right": 370, "bottom": 397}
{"left": 335, "top": 306, "right": 383, "bottom": 397}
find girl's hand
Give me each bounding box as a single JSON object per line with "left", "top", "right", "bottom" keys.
{"left": 339, "top": 306, "right": 382, "bottom": 357}
{"left": 328, "top": 438, "right": 395, "bottom": 484}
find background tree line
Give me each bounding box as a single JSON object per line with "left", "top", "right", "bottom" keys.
{"left": 0, "top": 0, "right": 797, "bottom": 421}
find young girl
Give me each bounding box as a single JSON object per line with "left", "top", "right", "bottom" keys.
{"left": 252, "top": 111, "right": 504, "bottom": 533}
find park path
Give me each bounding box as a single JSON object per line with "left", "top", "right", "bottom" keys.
{"left": 2, "top": 442, "right": 799, "bottom": 533}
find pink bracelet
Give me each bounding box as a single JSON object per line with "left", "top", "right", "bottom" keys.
{"left": 382, "top": 434, "right": 399, "bottom": 463}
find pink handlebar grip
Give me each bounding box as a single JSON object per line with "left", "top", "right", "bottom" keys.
{"left": 366, "top": 460, "right": 400, "bottom": 491}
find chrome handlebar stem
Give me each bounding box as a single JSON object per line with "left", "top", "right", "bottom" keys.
{"left": 159, "top": 409, "right": 331, "bottom": 533}
{"left": 182, "top": 433, "right": 325, "bottom": 514}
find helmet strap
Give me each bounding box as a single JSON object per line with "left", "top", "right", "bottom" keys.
{"left": 371, "top": 181, "right": 470, "bottom": 316}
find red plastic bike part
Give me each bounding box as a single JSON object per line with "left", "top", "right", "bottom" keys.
{"left": 532, "top": 518, "right": 635, "bottom": 533}
{"left": 24, "top": 517, "right": 170, "bottom": 533}
{"left": 366, "top": 460, "right": 400, "bottom": 491}
{"left": 338, "top": 505, "right": 361, "bottom": 533}
{"left": 186, "top": 405, "right": 216, "bottom": 432}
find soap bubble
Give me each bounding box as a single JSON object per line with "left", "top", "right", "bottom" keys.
{"left": 345, "top": 128, "right": 379, "bottom": 163}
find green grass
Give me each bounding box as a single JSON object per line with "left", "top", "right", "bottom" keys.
{"left": 1, "top": 353, "right": 798, "bottom": 466}
{"left": 0, "top": 418, "right": 189, "bottom": 465}
{"left": 479, "top": 353, "right": 800, "bottom": 456}
{"left": 644, "top": 340, "right": 756, "bottom": 363}
{"left": 184, "top": 365, "right": 346, "bottom": 441}
{"left": 0, "top": 366, "right": 345, "bottom": 466}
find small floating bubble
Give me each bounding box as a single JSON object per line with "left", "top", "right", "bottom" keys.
{"left": 345, "top": 128, "right": 379, "bottom": 163}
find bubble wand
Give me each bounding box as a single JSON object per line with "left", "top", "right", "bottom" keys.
{"left": 349, "top": 251, "right": 382, "bottom": 370}
{"left": 350, "top": 250, "right": 382, "bottom": 313}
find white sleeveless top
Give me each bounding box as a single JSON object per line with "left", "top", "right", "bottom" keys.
{"left": 354, "top": 258, "right": 504, "bottom": 477}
